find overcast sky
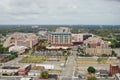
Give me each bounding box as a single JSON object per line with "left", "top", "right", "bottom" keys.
{"left": 0, "top": 0, "right": 120, "bottom": 25}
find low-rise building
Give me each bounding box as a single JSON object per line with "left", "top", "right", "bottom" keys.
{"left": 9, "top": 46, "right": 28, "bottom": 54}
{"left": 99, "top": 70, "right": 109, "bottom": 77}
{"left": 18, "top": 64, "right": 31, "bottom": 76}
{"left": 20, "top": 77, "right": 33, "bottom": 80}
{"left": 0, "top": 66, "right": 20, "bottom": 76}
{"left": 36, "top": 64, "right": 54, "bottom": 70}
{"left": 28, "top": 66, "right": 45, "bottom": 76}
{"left": 85, "top": 48, "right": 112, "bottom": 56}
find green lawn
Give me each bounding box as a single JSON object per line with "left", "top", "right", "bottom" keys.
{"left": 20, "top": 56, "right": 47, "bottom": 63}
{"left": 97, "top": 57, "right": 108, "bottom": 64}
{"left": 20, "top": 55, "right": 66, "bottom": 63}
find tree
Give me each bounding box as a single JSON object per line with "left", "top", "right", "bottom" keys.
{"left": 87, "top": 66, "right": 96, "bottom": 74}
{"left": 111, "top": 50, "right": 117, "bottom": 57}
{"left": 102, "top": 54, "right": 108, "bottom": 57}
{"left": 40, "top": 71, "right": 49, "bottom": 79}
{"left": 0, "top": 45, "right": 8, "bottom": 53}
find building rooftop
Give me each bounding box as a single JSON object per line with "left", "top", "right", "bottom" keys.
{"left": 19, "top": 64, "right": 31, "bottom": 69}
{"left": 48, "top": 32, "right": 71, "bottom": 35}
{"left": 31, "top": 66, "right": 44, "bottom": 70}
{"left": 12, "top": 32, "right": 38, "bottom": 40}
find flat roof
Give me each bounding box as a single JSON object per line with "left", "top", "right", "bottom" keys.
{"left": 48, "top": 32, "right": 71, "bottom": 35}
{"left": 19, "top": 64, "right": 31, "bottom": 69}
{"left": 31, "top": 66, "right": 44, "bottom": 70}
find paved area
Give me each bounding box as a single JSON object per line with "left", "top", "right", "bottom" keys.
{"left": 2, "top": 55, "right": 27, "bottom": 66}
{"left": 62, "top": 56, "right": 75, "bottom": 77}
{"left": 0, "top": 76, "right": 22, "bottom": 80}
{"left": 61, "top": 51, "right": 77, "bottom": 77}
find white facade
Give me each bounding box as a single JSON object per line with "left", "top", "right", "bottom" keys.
{"left": 20, "top": 78, "right": 32, "bottom": 80}
{"left": 9, "top": 46, "right": 28, "bottom": 54}
{"left": 36, "top": 64, "right": 54, "bottom": 70}
{"left": 72, "top": 34, "right": 83, "bottom": 42}
{"left": 28, "top": 70, "right": 43, "bottom": 76}
{"left": 0, "top": 69, "right": 18, "bottom": 73}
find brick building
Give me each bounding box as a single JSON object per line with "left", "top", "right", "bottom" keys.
{"left": 18, "top": 64, "right": 31, "bottom": 76}
{"left": 109, "top": 64, "right": 119, "bottom": 76}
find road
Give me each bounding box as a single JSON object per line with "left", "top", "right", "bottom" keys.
{"left": 61, "top": 51, "right": 77, "bottom": 78}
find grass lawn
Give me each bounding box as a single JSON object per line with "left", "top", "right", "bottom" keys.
{"left": 20, "top": 56, "right": 47, "bottom": 63}
{"left": 20, "top": 55, "right": 66, "bottom": 63}
{"left": 59, "top": 56, "right": 67, "bottom": 61}
{"left": 97, "top": 57, "right": 108, "bottom": 64}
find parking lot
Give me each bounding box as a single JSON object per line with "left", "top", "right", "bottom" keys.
{"left": 32, "top": 51, "right": 65, "bottom": 56}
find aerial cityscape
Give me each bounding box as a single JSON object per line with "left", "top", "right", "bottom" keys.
{"left": 0, "top": 0, "right": 120, "bottom": 80}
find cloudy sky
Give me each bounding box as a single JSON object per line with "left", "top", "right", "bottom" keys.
{"left": 0, "top": 0, "right": 120, "bottom": 25}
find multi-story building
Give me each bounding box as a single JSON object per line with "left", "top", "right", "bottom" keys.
{"left": 84, "top": 36, "right": 109, "bottom": 48}
{"left": 72, "top": 34, "right": 83, "bottom": 43}
{"left": 47, "top": 32, "right": 72, "bottom": 46}
{"left": 109, "top": 64, "right": 119, "bottom": 76}
{"left": 72, "top": 33, "right": 92, "bottom": 45}
{"left": 85, "top": 48, "right": 112, "bottom": 56}
{"left": 9, "top": 32, "right": 38, "bottom": 48}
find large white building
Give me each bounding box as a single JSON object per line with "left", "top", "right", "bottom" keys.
{"left": 28, "top": 66, "right": 45, "bottom": 76}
